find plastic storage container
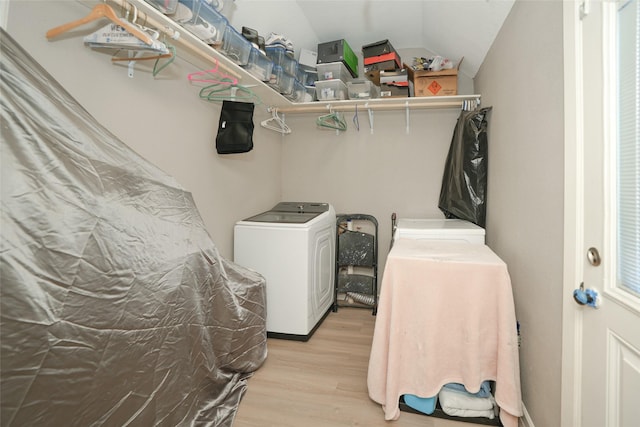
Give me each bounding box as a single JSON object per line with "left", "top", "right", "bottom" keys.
{"left": 145, "top": 0, "right": 178, "bottom": 14}
{"left": 304, "top": 85, "right": 317, "bottom": 102}
{"left": 315, "top": 79, "right": 348, "bottom": 101}
{"left": 177, "top": 0, "right": 227, "bottom": 45}
{"left": 265, "top": 46, "right": 297, "bottom": 76}
{"left": 244, "top": 47, "right": 274, "bottom": 82}
{"left": 285, "top": 80, "right": 314, "bottom": 103}
{"left": 347, "top": 79, "right": 380, "bottom": 99}
{"left": 316, "top": 62, "right": 352, "bottom": 83}
{"left": 221, "top": 25, "right": 252, "bottom": 65}
{"left": 268, "top": 65, "right": 295, "bottom": 95}
{"left": 296, "top": 67, "right": 317, "bottom": 87}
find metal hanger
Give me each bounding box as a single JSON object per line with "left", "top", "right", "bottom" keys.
{"left": 352, "top": 104, "right": 360, "bottom": 131}
{"left": 261, "top": 107, "right": 292, "bottom": 134}
{"left": 46, "top": 3, "right": 153, "bottom": 46}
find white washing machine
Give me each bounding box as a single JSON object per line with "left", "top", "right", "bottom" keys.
{"left": 233, "top": 202, "right": 336, "bottom": 341}
{"left": 393, "top": 218, "right": 485, "bottom": 244}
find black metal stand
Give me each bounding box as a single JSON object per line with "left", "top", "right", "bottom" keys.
{"left": 399, "top": 396, "right": 503, "bottom": 426}
{"left": 333, "top": 214, "right": 378, "bottom": 315}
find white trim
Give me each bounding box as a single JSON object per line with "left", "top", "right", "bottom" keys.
{"left": 561, "top": 1, "right": 584, "bottom": 427}
{"left": 603, "top": 0, "right": 617, "bottom": 302}
{"left": 0, "top": 0, "right": 9, "bottom": 29}
{"left": 518, "top": 402, "right": 535, "bottom": 427}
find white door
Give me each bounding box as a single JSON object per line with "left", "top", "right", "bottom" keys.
{"left": 562, "top": 1, "right": 640, "bottom": 426}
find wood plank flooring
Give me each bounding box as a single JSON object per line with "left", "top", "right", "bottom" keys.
{"left": 233, "top": 307, "right": 480, "bottom": 427}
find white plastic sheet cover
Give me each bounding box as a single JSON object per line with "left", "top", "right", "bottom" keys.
{"left": 0, "top": 29, "right": 267, "bottom": 426}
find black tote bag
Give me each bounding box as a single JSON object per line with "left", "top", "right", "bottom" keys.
{"left": 215, "top": 100, "right": 255, "bottom": 154}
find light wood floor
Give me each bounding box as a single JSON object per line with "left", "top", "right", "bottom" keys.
{"left": 233, "top": 307, "right": 480, "bottom": 427}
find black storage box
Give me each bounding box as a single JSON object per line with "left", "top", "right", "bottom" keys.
{"left": 362, "top": 39, "right": 398, "bottom": 58}
{"left": 363, "top": 39, "right": 401, "bottom": 72}
{"left": 364, "top": 52, "right": 402, "bottom": 72}
{"left": 317, "top": 39, "right": 358, "bottom": 78}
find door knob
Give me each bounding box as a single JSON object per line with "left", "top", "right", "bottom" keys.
{"left": 573, "top": 282, "right": 601, "bottom": 308}
{"left": 587, "top": 247, "right": 601, "bottom": 266}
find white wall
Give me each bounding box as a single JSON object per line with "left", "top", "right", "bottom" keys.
{"left": 281, "top": 108, "right": 462, "bottom": 271}
{"left": 5, "top": 0, "right": 283, "bottom": 259}
{"left": 475, "top": 1, "right": 565, "bottom": 426}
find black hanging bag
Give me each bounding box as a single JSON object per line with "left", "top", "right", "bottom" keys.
{"left": 438, "top": 107, "right": 492, "bottom": 227}
{"left": 215, "top": 100, "right": 255, "bottom": 154}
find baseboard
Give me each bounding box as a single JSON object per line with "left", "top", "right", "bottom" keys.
{"left": 518, "top": 402, "right": 534, "bottom": 427}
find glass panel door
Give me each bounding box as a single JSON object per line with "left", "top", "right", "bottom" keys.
{"left": 616, "top": 0, "right": 640, "bottom": 297}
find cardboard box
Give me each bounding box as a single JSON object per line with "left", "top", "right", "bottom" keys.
{"left": 317, "top": 39, "right": 358, "bottom": 78}
{"left": 298, "top": 48, "right": 318, "bottom": 69}
{"left": 406, "top": 59, "right": 462, "bottom": 97}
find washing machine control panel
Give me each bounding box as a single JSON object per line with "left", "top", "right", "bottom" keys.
{"left": 271, "top": 202, "right": 330, "bottom": 213}
{"left": 242, "top": 202, "right": 332, "bottom": 224}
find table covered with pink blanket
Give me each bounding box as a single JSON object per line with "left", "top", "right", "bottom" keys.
{"left": 367, "top": 239, "right": 522, "bottom": 427}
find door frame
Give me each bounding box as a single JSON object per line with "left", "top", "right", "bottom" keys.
{"left": 560, "top": 0, "right": 631, "bottom": 424}
{"left": 561, "top": 1, "right": 585, "bottom": 426}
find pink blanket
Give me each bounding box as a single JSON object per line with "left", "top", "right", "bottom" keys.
{"left": 367, "top": 239, "right": 522, "bottom": 427}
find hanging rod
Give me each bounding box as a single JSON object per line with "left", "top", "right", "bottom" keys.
{"left": 104, "top": 0, "right": 242, "bottom": 80}
{"left": 276, "top": 95, "right": 482, "bottom": 114}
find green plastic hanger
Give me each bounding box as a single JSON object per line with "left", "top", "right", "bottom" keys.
{"left": 198, "top": 80, "right": 261, "bottom": 104}
{"left": 316, "top": 110, "right": 347, "bottom": 131}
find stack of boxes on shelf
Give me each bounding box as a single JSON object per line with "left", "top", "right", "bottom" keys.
{"left": 240, "top": 27, "right": 273, "bottom": 84}
{"left": 164, "top": 0, "right": 317, "bottom": 103}
{"left": 309, "top": 38, "right": 461, "bottom": 101}
{"left": 362, "top": 39, "right": 408, "bottom": 98}
{"left": 315, "top": 39, "right": 357, "bottom": 101}
{"left": 265, "top": 42, "right": 315, "bottom": 103}
{"left": 297, "top": 49, "right": 319, "bottom": 101}
{"left": 171, "top": 0, "right": 251, "bottom": 67}
{"left": 405, "top": 58, "right": 462, "bottom": 97}
{"left": 146, "top": 0, "right": 460, "bottom": 102}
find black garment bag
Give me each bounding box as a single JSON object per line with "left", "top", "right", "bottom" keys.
{"left": 438, "top": 107, "right": 492, "bottom": 227}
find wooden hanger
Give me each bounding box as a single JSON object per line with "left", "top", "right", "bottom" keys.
{"left": 46, "top": 3, "right": 153, "bottom": 46}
